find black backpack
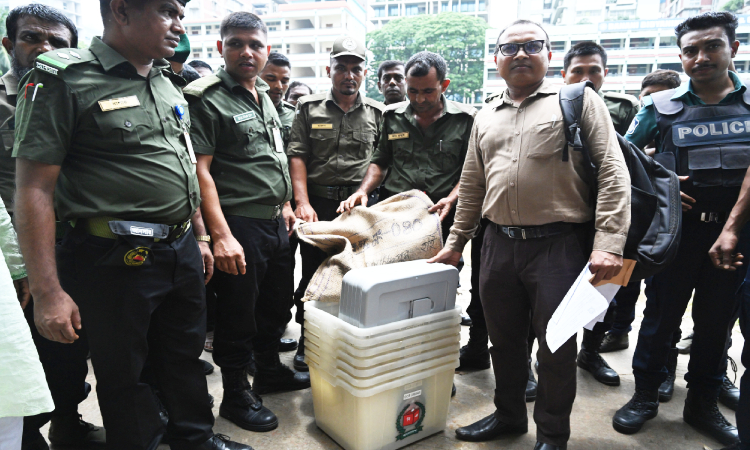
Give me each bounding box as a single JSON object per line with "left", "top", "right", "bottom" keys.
{"left": 559, "top": 81, "right": 682, "bottom": 280}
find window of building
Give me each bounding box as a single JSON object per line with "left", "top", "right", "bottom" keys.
{"left": 452, "top": 1, "right": 459, "bottom": 11}
{"left": 600, "top": 38, "right": 623, "bottom": 50}
{"left": 193, "top": 52, "right": 201, "bottom": 58}
{"left": 551, "top": 41, "right": 566, "bottom": 52}
{"left": 659, "top": 36, "right": 678, "bottom": 48}
{"left": 373, "top": 5, "right": 386, "bottom": 16}
{"left": 267, "top": 20, "right": 281, "bottom": 31}
{"left": 546, "top": 67, "right": 562, "bottom": 78}
{"left": 441, "top": 1, "right": 449, "bottom": 11}
{"left": 474, "top": 91, "right": 482, "bottom": 103}
{"left": 461, "top": 0, "right": 475, "bottom": 12}
{"left": 326, "top": 23, "right": 334, "bottom": 27}
{"left": 630, "top": 37, "right": 655, "bottom": 49}
{"left": 658, "top": 62, "right": 683, "bottom": 73}
{"left": 627, "top": 64, "right": 650, "bottom": 76}
{"left": 405, "top": 4, "right": 418, "bottom": 15}
{"left": 607, "top": 65, "right": 622, "bottom": 76}
{"left": 487, "top": 43, "right": 495, "bottom": 55}
{"left": 487, "top": 68, "right": 500, "bottom": 80}
{"left": 388, "top": 4, "right": 399, "bottom": 15}
{"left": 738, "top": 33, "right": 750, "bottom": 45}
{"left": 478, "top": 0, "right": 485, "bottom": 10}
{"left": 207, "top": 53, "right": 213, "bottom": 58}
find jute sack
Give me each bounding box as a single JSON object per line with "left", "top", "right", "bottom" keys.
{"left": 295, "top": 189, "right": 443, "bottom": 303}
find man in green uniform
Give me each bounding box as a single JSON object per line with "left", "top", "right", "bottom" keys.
{"left": 376, "top": 60, "right": 406, "bottom": 105}
{"left": 338, "top": 51, "right": 475, "bottom": 237}
{"left": 185, "top": 11, "right": 309, "bottom": 433}
{"left": 287, "top": 35, "right": 384, "bottom": 371}
{"left": 259, "top": 51, "right": 294, "bottom": 147}
{"left": 12, "top": 0, "right": 249, "bottom": 448}
{"left": 1, "top": 6, "right": 107, "bottom": 450}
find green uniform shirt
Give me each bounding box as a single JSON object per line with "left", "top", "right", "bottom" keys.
{"left": 625, "top": 71, "right": 746, "bottom": 151}
{"left": 13, "top": 38, "right": 200, "bottom": 224}
{"left": 370, "top": 96, "right": 476, "bottom": 202}
{"left": 276, "top": 100, "right": 295, "bottom": 150}
{"left": 0, "top": 72, "right": 17, "bottom": 214}
{"left": 185, "top": 68, "right": 292, "bottom": 215}
{"left": 287, "top": 90, "right": 384, "bottom": 186}
{"left": 600, "top": 90, "right": 640, "bottom": 136}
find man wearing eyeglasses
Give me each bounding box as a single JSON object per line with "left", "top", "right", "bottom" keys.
{"left": 429, "top": 19, "right": 630, "bottom": 450}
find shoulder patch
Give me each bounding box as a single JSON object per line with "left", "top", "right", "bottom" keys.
{"left": 626, "top": 117, "right": 639, "bottom": 135}
{"left": 603, "top": 91, "right": 639, "bottom": 107}
{"left": 363, "top": 96, "right": 385, "bottom": 111}
{"left": 297, "top": 93, "right": 326, "bottom": 106}
{"left": 449, "top": 100, "right": 478, "bottom": 117}
{"left": 35, "top": 48, "right": 94, "bottom": 76}
{"left": 182, "top": 74, "right": 222, "bottom": 99}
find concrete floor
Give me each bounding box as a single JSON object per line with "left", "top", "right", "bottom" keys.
{"left": 42, "top": 241, "right": 745, "bottom": 450}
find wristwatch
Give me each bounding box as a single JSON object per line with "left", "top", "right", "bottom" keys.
{"left": 195, "top": 235, "right": 211, "bottom": 243}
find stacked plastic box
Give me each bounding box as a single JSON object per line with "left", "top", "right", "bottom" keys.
{"left": 304, "top": 300, "right": 461, "bottom": 450}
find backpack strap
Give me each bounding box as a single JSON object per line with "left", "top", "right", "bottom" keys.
{"left": 559, "top": 80, "right": 597, "bottom": 204}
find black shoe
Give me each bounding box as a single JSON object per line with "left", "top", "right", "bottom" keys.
{"left": 208, "top": 393, "right": 215, "bottom": 408}
{"left": 279, "top": 338, "right": 298, "bottom": 352}
{"left": 451, "top": 383, "right": 456, "bottom": 397}
{"left": 684, "top": 389, "right": 739, "bottom": 446}
{"left": 526, "top": 363, "right": 537, "bottom": 402}
{"left": 455, "top": 413, "right": 527, "bottom": 442}
{"left": 659, "top": 348, "right": 679, "bottom": 402}
{"left": 577, "top": 349, "right": 620, "bottom": 386}
{"left": 21, "top": 432, "right": 49, "bottom": 450}
{"left": 599, "top": 332, "right": 629, "bottom": 353}
{"left": 194, "top": 434, "right": 254, "bottom": 450}
{"left": 612, "top": 388, "right": 659, "bottom": 434}
{"left": 677, "top": 332, "right": 693, "bottom": 355}
{"left": 253, "top": 349, "right": 311, "bottom": 395}
{"left": 246, "top": 353, "right": 256, "bottom": 377}
{"left": 48, "top": 414, "right": 106, "bottom": 446}
{"left": 719, "top": 373, "right": 740, "bottom": 411}
{"left": 457, "top": 343, "right": 490, "bottom": 371}
{"left": 461, "top": 314, "right": 473, "bottom": 326}
{"left": 219, "top": 369, "right": 278, "bottom": 432}
{"left": 534, "top": 442, "right": 567, "bottom": 450}
{"left": 203, "top": 359, "right": 215, "bottom": 376}
{"left": 294, "top": 334, "right": 308, "bottom": 372}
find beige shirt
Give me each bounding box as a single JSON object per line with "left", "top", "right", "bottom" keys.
{"left": 445, "top": 80, "right": 631, "bottom": 255}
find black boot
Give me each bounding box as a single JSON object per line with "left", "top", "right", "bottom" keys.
{"left": 684, "top": 389, "right": 739, "bottom": 446}
{"left": 203, "top": 359, "right": 215, "bottom": 375}
{"left": 659, "top": 347, "right": 678, "bottom": 402}
{"left": 577, "top": 329, "right": 620, "bottom": 386}
{"left": 279, "top": 338, "right": 298, "bottom": 352}
{"left": 21, "top": 432, "right": 49, "bottom": 450}
{"left": 455, "top": 412, "right": 527, "bottom": 442}
{"left": 719, "top": 370, "right": 740, "bottom": 411}
{"left": 294, "top": 329, "right": 308, "bottom": 372}
{"left": 612, "top": 388, "right": 659, "bottom": 434}
{"left": 599, "top": 332, "right": 629, "bottom": 353}
{"left": 48, "top": 413, "right": 106, "bottom": 447}
{"left": 534, "top": 443, "right": 567, "bottom": 450}
{"left": 253, "top": 349, "right": 310, "bottom": 395}
{"left": 195, "top": 434, "right": 254, "bottom": 450}
{"left": 219, "top": 369, "right": 278, "bottom": 432}
{"left": 457, "top": 325, "right": 490, "bottom": 371}
{"left": 526, "top": 361, "right": 537, "bottom": 402}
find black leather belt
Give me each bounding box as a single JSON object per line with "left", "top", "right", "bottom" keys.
{"left": 492, "top": 221, "right": 576, "bottom": 240}
{"left": 699, "top": 212, "right": 729, "bottom": 223}
{"left": 308, "top": 183, "right": 357, "bottom": 201}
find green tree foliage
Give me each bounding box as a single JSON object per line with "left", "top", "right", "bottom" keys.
{"left": 366, "top": 13, "right": 488, "bottom": 103}
{"left": 722, "top": 0, "right": 744, "bottom": 12}
{"left": 0, "top": 12, "right": 9, "bottom": 75}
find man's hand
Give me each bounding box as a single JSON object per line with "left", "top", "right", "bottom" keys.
{"left": 14, "top": 277, "right": 30, "bottom": 309}
{"left": 282, "top": 202, "right": 296, "bottom": 237}
{"left": 428, "top": 196, "right": 457, "bottom": 222}
{"left": 197, "top": 241, "right": 214, "bottom": 284}
{"left": 337, "top": 191, "right": 369, "bottom": 214}
{"left": 709, "top": 230, "right": 744, "bottom": 271}
{"left": 678, "top": 176, "right": 696, "bottom": 211}
{"left": 213, "top": 235, "right": 246, "bottom": 275}
{"left": 427, "top": 248, "right": 462, "bottom": 267}
{"left": 34, "top": 289, "right": 81, "bottom": 343}
{"left": 589, "top": 250, "right": 623, "bottom": 285}
{"left": 295, "top": 202, "right": 318, "bottom": 223}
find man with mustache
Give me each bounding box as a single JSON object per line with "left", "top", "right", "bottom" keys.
{"left": 0, "top": 6, "right": 107, "bottom": 449}
{"left": 287, "top": 35, "right": 384, "bottom": 371}
{"left": 12, "top": 0, "right": 249, "bottom": 447}
{"left": 376, "top": 60, "right": 406, "bottom": 105}
{"left": 429, "top": 19, "right": 630, "bottom": 450}
{"left": 613, "top": 12, "right": 749, "bottom": 447}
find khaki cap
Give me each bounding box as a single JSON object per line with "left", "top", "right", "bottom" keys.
{"left": 330, "top": 36, "right": 366, "bottom": 61}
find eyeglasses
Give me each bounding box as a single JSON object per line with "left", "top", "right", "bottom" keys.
{"left": 496, "top": 40, "right": 546, "bottom": 57}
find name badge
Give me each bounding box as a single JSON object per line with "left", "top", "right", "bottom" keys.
{"left": 673, "top": 114, "right": 750, "bottom": 147}
{"left": 130, "top": 226, "right": 154, "bottom": 237}
{"left": 98, "top": 96, "right": 141, "bottom": 112}
{"left": 233, "top": 111, "right": 256, "bottom": 123}
{"left": 388, "top": 132, "right": 409, "bottom": 140}
{"left": 312, "top": 123, "right": 333, "bottom": 129}
{"left": 272, "top": 128, "right": 284, "bottom": 153}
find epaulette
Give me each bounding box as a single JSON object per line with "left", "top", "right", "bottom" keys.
{"left": 603, "top": 91, "right": 639, "bottom": 107}
{"left": 484, "top": 92, "right": 502, "bottom": 104}
{"left": 362, "top": 96, "right": 386, "bottom": 112}
{"left": 182, "top": 74, "right": 222, "bottom": 99}
{"left": 281, "top": 100, "right": 295, "bottom": 111}
{"left": 449, "top": 100, "right": 478, "bottom": 117}
{"left": 384, "top": 100, "right": 408, "bottom": 113}
{"left": 296, "top": 93, "right": 327, "bottom": 106}
{"left": 34, "top": 48, "right": 95, "bottom": 77}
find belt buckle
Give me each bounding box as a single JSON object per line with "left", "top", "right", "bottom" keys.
{"left": 272, "top": 205, "right": 281, "bottom": 220}
{"left": 507, "top": 226, "right": 526, "bottom": 239}
{"left": 326, "top": 186, "right": 337, "bottom": 200}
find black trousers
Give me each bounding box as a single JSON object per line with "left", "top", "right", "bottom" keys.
{"left": 480, "top": 223, "right": 590, "bottom": 447}
{"left": 58, "top": 229, "right": 214, "bottom": 450}
{"left": 468, "top": 219, "right": 489, "bottom": 333}
{"left": 212, "top": 216, "right": 292, "bottom": 368}
{"left": 22, "top": 298, "right": 91, "bottom": 441}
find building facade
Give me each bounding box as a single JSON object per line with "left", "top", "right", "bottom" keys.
{"left": 367, "top": 0, "right": 496, "bottom": 29}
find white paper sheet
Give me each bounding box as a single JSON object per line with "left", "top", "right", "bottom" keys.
{"left": 546, "top": 264, "right": 612, "bottom": 353}
{"left": 583, "top": 283, "right": 622, "bottom": 330}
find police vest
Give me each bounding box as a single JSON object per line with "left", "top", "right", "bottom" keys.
{"left": 651, "top": 88, "right": 750, "bottom": 213}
